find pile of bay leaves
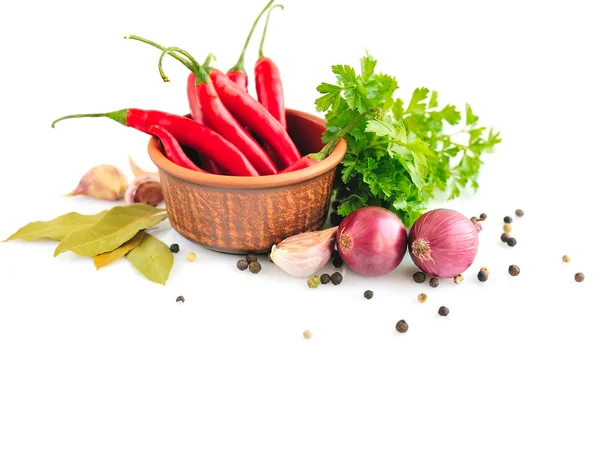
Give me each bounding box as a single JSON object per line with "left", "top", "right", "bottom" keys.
{"left": 3, "top": 203, "right": 173, "bottom": 284}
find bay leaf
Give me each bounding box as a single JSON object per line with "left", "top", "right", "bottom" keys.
{"left": 93, "top": 230, "right": 144, "bottom": 270}
{"left": 126, "top": 232, "right": 173, "bottom": 285}
{"left": 3, "top": 210, "right": 109, "bottom": 242}
{"left": 53, "top": 203, "right": 167, "bottom": 257}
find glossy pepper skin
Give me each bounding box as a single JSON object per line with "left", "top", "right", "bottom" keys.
{"left": 148, "top": 124, "right": 206, "bottom": 173}
{"left": 51, "top": 108, "right": 259, "bottom": 177}
{"left": 255, "top": 57, "right": 286, "bottom": 130}
{"left": 226, "top": 70, "right": 248, "bottom": 90}
{"left": 278, "top": 156, "right": 317, "bottom": 173}
{"left": 209, "top": 68, "right": 301, "bottom": 169}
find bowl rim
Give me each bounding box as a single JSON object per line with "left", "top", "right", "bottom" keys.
{"left": 147, "top": 108, "right": 347, "bottom": 189}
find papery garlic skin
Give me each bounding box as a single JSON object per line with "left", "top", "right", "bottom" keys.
{"left": 124, "top": 175, "right": 163, "bottom": 206}
{"left": 65, "top": 164, "right": 128, "bottom": 201}
{"left": 270, "top": 226, "right": 338, "bottom": 277}
{"left": 129, "top": 155, "right": 160, "bottom": 179}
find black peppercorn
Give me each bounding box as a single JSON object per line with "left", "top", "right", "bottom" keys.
{"left": 501, "top": 232, "right": 510, "bottom": 243}
{"left": 438, "top": 306, "right": 449, "bottom": 316}
{"left": 249, "top": 261, "right": 262, "bottom": 274}
{"left": 331, "top": 272, "right": 343, "bottom": 285}
{"left": 515, "top": 209, "right": 524, "bottom": 217}
{"left": 507, "top": 237, "right": 517, "bottom": 247}
{"left": 333, "top": 255, "right": 344, "bottom": 268}
{"left": 508, "top": 265, "right": 520, "bottom": 276}
{"left": 364, "top": 290, "right": 374, "bottom": 299}
{"left": 395, "top": 319, "right": 409, "bottom": 333}
{"left": 429, "top": 277, "right": 439, "bottom": 288}
{"left": 330, "top": 211, "right": 343, "bottom": 226}
{"left": 413, "top": 271, "right": 427, "bottom": 283}
{"left": 575, "top": 272, "right": 585, "bottom": 283}
{"left": 480, "top": 213, "right": 487, "bottom": 220}
{"left": 504, "top": 216, "right": 513, "bottom": 223}
{"left": 237, "top": 259, "right": 249, "bottom": 271}
{"left": 477, "top": 270, "right": 488, "bottom": 282}
{"left": 246, "top": 254, "right": 257, "bottom": 263}
{"left": 176, "top": 295, "right": 185, "bottom": 303}
{"left": 169, "top": 243, "right": 180, "bottom": 253}
{"left": 320, "top": 273, "right": 331, "bottom": 284}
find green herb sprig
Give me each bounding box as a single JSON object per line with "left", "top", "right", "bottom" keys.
{"left": 316, "top": 53, "right": 501, "bottom": 226}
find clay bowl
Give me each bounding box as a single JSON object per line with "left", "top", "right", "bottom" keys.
{"left": 147, "top": 109, "right": 346, "bottom": 254}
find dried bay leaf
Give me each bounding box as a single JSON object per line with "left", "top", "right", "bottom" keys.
{"left": 3, "top": 210, "right": 109, "bottom": 242}
{"left": 126, "top": 232, "right": 173, "bottom": 284}
{"left": 54, "top": 203, "right": 167, "bottom": 257}
{"left": 93, "top": 230, "right": 144, "bottom": 270}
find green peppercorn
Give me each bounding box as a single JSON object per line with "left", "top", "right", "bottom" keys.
{"left": 176, "top": 295, "right": 185, "bottom": 303}
{"left": 331, "top": 272, "right": 343, "bottom": 285}
{"left": 453, "top": 274, "right": 464, "bottom": 285}
{"left": 504, "top": 216, "right": 512, "bottom": 223}
{"left": 507, "top": 237, "right": 517, "bottom": 247}
{"left": 333, "top": 255, "right": 344, "bottom": 268}
{"left": 429, "top": 277, "right": 439, "bottom": 288}
{"left": 501, "top": 233, "right": 510, "bottom": 243}
{"left": 236, "top": 259, "right": 249, "bottom": 271}
{"left": 364, "top": 290, "right": 374, "bottom": 299}
{"left": 249, "top": 261, "right": 262, "bottom": 274}
{"left": 477, "top": 270, "right": 488, "bottom": 282}
{"left": 480, "top": 213, "right": 487, "bottom": 220}
{"left": 515, "top": 209, "right": 524, "bottom": 217}
{"left": 246, "top": 254, "right": 257, "bottom": 263}
{"left": 438, "top": 306, "right": 449, "bottom": 316}
{"left": 320, "top": 273, "right": 331, "bottom": 284}
{"left": 575, "top": 272, "right": 585, "bottom": 283}
{"left": 417, "top": 293, "right": 427, "bottom": 303}
{"left": 169, "top": 243, "right": 180, "bottom": 253}
{"left": 307, "top": 275, "right": 320, "bottom": 288}
{"left": 413, "top": 271, "right": 427, "bottom": 283}
{"left": 395, "top": 320, "right": 409, "bottom": 333}
{"left": 508, "top": 265, "right": 520, "bottom": 276}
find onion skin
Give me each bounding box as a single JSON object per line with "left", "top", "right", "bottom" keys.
{"left": 408, "top": 209, "right": 480, "bottom": 278}
{"left": 336, "top": 206, "right": 408, "bottom": 277}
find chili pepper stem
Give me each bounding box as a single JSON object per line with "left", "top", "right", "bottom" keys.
{"left": 309, "top": 108, "right": 378, "bottom": 161}
{"left": 158, "top": 46, "right": 209, "bottom": 86}
{"left": 125, "top": 35, "right": 194, "bottom": 69}
{"left": 51, "top": 109, "right": 128, "bottom": 128}
{"left": 203, "top": 53, "right": 216, "bottom": 67}
{"left": 229, "top": 0, "right": 275, "bottom": 73}
{"left": 258, "top": 4, "right": 284, "bottom": 58}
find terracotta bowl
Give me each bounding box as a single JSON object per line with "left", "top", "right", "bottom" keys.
{"left": 147, "top": 109, "right": 346, "bottom": 254}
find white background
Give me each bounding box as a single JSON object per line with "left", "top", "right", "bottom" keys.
{"left": 1, "top": 0, "right": 598, "bottom": 472}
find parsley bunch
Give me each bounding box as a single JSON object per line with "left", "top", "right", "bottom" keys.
{"left": 315, "top": 54, "right": 501, "bottom": 227}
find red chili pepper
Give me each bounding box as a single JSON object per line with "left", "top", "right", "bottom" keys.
{"left": 51, "top": 108, "right": 259, "bottom": 177}
{"left": 161, "top": 47, "right": 278, "bottom": 176}
{"left": 186, "top": 53, "right": 216, "bottom": 124}
{"left": 210, "top": 68, "right": 302, "bottom": 169}
{"left": 278, "top": 156, "right": 318, "bottom": 173}
{"left": 226, "top": 0, "right": 275, "bottom": 90}
{"left": 147, "top": 124, "right": 206, "bottom": 172}
{"left": 255, "top": 5, "right": 286, "bottom": 130}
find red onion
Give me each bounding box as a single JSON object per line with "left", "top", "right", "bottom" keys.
{"left": 408, "top": 208, "right": 480, "bottom": 278}
{"left": 336, "top": 206, "right": 408, "bottom": 276}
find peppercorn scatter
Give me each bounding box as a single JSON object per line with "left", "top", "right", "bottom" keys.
{"left": 413, "top": 271, "right": 427, "bottom": 283}
{"left": 417, "top": 293, "right": 427, "bottom": 303}
{"left": 507, "top": 237, "right": 517, "bottom": 247}
{"left": 249, "top": 261, "right": 262, "bottom": 274}
{"left": 307, "top": 275, "right": 320, "bottom": 288}
{"left": 503, "top": 223, "right": 512, "bottom": 233}
{"left": 438, "top": 306, "right": 449, "bottom": 316}
{"left": 186, "top": 252, "right": 196, "bottom": 262}
{"left": 395, "top": 320, "right": 409, "bottom": 333}
{"left": 237, "top": 259, "right": 249, "bottom": 271}
{"left": 562, "top": 255, "right": 571, "bottom": 263}
{"left": 303, "top": 330, "right": 312, "bottom": 339}
{"left": 501, "top": 233, "right": 510, "bottom": 243}
{"left": 429, "top": 277, "right": 439, "bottom": 288}
{"left": 453, "top": 274, "right": 464, "bottom": 285}
{"left": 169, "top": 243, "right": 180, "bottom": 253}
{"left": 320, "top": 273, "right": 331, "bottom": 284}
{"left": 575, "top": 272, "right": 585, "bottom": 283}
{"left": 331, "top": 272, "right": 343, "bottom": 285}
{"left": 246, "top": 254, "right": 257, "bottom": 263}
{"left": 364, "top": 290, "right": 374, "bottom": 299}
{"left": 477, "top": 270, "right": 488, "bottom": 282}
{"left": 480, "top": 213, "right": 487, "bottom": 220}
{"left": 515, "top": 209, "right": 524, "bottom": 217}
{"left": 508, "top": 265, "right": 520, "bottom": 276}
{"left": 504, "top": 216, "right": 512, "bottom": 224}
{"left": 176, "top": 295, "right": 185, "bottom": 303}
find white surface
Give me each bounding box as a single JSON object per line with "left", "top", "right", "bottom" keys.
{"left": 0, "top": 0, "right": 598, "bottom": 472}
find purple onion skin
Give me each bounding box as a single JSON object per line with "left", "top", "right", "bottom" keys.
{"left": 408, "top": 209, "right": 480, "bottom": 278}
{"left": 336, "top": 206, "right": 408, "bottom": 277}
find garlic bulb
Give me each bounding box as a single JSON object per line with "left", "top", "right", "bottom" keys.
{"left": 124, "top": 175, "right": 163, "bottom": 206}
{"left": 128, "top": 155, "right": 160, "bottom": 179}
{"left": 64, "top": 164, "right": 128, "bottom": 201}
{"left": 270, "top": 226, "right": 338, "bottom": 277}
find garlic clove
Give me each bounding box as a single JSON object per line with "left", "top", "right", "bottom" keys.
{"left": 124, "top": 174, "right": 163, "bottom": 206}
{"left": 129, "top": 155, "right": 160, "bottom": 179}
{"left": 65, "top": 164, "right": 128, "bottom": 201}
{"left": 270, "top": 226, "right": 338, "bottom": 277}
